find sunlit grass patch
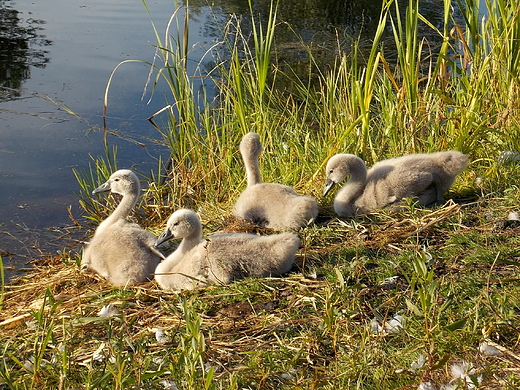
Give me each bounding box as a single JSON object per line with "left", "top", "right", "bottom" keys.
{"left": 1, "top": 197, "right": 520, "bottom": 388}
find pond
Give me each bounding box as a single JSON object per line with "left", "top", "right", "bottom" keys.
{"left": 0, "top": 0, "right": 484, "bottom": 280}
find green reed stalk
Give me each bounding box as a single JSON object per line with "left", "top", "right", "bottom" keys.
{"left": 229, "top": 46, "right": 248, "bottom": 132}
{"left": 356, "top": 0, "right": 392, "bottom": 161}
{"left": 442, "top": 0, "right": 520, "bottom": 153}
{"left": 220, "top": 0, "right": 278, "bottom": 134}
{"left": 457, "top": 0, "right": 481, "bottom": 52}
{"left": 388, "top": 0, "right": 423, "bottom": 149}
{"left": 27, "top": 289, "right": 59, "bottom": 389}
{"left": 481, "top": 0, "right": 520, "bottom": 83}
{"left": 249, "top": 0, "right": 278, "bottom": 104}
{"left": 142, "top": 1, "right": 198, "bottom": 154}
{"left": 73, "top": 145, "right": 118, "bottom": 223}
{"left": 175, "top": 298, "right": 214, "bottom": 389}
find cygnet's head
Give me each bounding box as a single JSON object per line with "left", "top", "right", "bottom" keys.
{"left": 240, "top": 132, "right": 263, "bottom": 159}
{"left": 323, "top": 154, "right": 366, "bottom": 196}
{"left": 155, "top": 209, "right": 201, "bottom": 246}
{"left": 92, "top": 169, "right": 140, "bottom": 197}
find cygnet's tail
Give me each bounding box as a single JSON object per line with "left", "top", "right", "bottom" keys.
{"left": 277, "top": 232, "right": 301, "bottom": 255}
{"left": 270, "top": 233, "right": 300, "bottom": 274}
{"left": 440, "top": 151, "right": 470, "bottom": 176}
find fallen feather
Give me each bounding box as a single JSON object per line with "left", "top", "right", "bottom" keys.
{"left": 370, "top": 318, "right": 383, "bottom": 334}
{"left": 370, "top": 314, "right": 405, "bottom": 335}
{"left": 498, "top": 150, "right": 520, "bottom": 163}
{"left": 97, "top": 304, "right": 120, "bottom": 318}
{"left": 479, "top": 341, "right": 501, "bottom": 356}
{"left": 385, "top": 314, "right": 405, "bottom": 334}
{"left": 410, "top": 354, "right": 426, "bottom": 371}
{"left": 380, "top": 275, "right": 400, "bottom": 290}
{"left": 450, "top": 361, "right": 482, "bottom": 389}
{"left": 155, "top": 328, "right": 170, "bottom": 344}
{"left": 159, "top": 379, "right": 179, "bottom": 390}
{"left": 418, "top": 382, "right": 437, "bottom": 390}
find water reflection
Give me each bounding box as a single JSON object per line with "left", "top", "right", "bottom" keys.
{"left": 0, "top": 0, "right": 51, "bottom": 101}
{"left": 185, "top": 0, "right": 456, "bottom": 74}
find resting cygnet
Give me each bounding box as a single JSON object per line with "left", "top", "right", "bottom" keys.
{"left": 81, "top": 169, "right": 163, "bottom": 286}
{"left": 323, "top": 151, "right": 469, "bottom": 217}
{"left": 233, "top": 132, "right": 318, "bottom": 230}
{"left": 154, "top": 209, "right": 300, "bottom": 291}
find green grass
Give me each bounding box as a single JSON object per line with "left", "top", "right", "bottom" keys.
{"left": 2, "top": 0, "right": 520, "bottom": 388}
{"left": 1, "top": 202, "right": 520, "bottom": 389}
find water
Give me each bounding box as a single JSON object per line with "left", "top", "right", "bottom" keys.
{"left": 0, "top": 0, "right": 464, "bottom": 280}
{"left": 0, "top": 0, "right": 190, "bottom": 278}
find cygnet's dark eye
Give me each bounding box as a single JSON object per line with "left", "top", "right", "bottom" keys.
{"left": 329, "top": 169, "right": 334, "bottom": 174}
{"left": 114, "top": 178, "right": 120, "bottom": 182}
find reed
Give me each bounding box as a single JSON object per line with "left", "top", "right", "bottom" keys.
{"left": 82, "top": 0, "right": 520, "bottom": 215}
{"left": 73, "top": 144, "right": 119, "bottom": 225}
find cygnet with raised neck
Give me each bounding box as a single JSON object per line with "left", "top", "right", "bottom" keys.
{"left": 233, "top": 132, "right": 318, "bottom": 230}
{"left": 81, "top": 169, "right": 163, "bottom": 286}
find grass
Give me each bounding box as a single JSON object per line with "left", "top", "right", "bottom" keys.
{"left": 1, "top": 201, "right": 520, "bottom": 389}
{"left": 2, "top": 0, "right": 520, "bottom": 388}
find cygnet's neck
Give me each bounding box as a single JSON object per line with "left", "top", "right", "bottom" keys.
{"left": 157, "top": 224, "right": 203, "bottom": 272}
{"left": 101, "top": 188, "right": 139, "bottom": 228}
{"left": 177, "top": 226, "right": 203, "bottom": 253}
{"left": 336, "top": 156, "right": 368, "bottom": 204}
{"left": 242, "top": 149, "right": 262, "bottom": 187}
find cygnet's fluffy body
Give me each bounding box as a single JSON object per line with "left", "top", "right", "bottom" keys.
{"left": 154, "top": 209, "right": 300, "bottom": 291}
{"left": 81, "top": 170, "right": 163, "bottom": 286}
{"left": 233, "top": 132, "right": 318, "bottom": 230}
{"left": 324, "top": 151, "right": 469, "bottom": 217}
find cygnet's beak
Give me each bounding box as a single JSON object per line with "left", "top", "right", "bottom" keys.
{"left": 92, "top": 180, "right": 111, "bottom": 195}
{"left": 323, "top": 178, "right": 336, "bottom": 197}
{"left": 155, "top": 229, "right": 174, "bottom": 247}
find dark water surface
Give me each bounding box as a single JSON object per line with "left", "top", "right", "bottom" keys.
{"left": 0, "top": 0, "right": 483, "bottom": 280}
